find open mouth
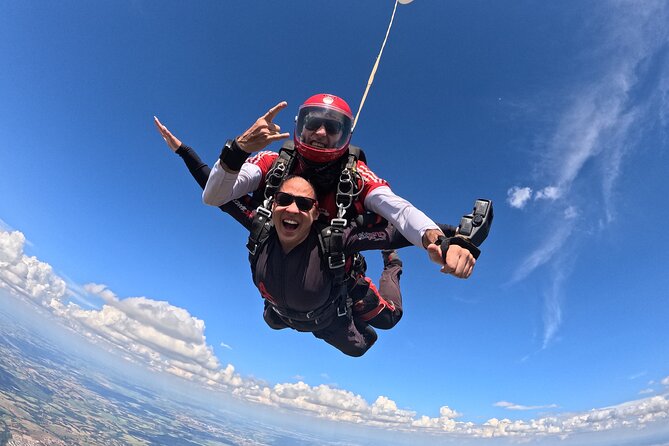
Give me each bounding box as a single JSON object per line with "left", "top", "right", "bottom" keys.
{"left": 309, "top": 140, "right": 327, "bottom": 148}
{"left": 282, "top": 219, "right": 299, "bottom": 231}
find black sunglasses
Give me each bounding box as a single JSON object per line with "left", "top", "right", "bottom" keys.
{"left": 274, "top": 192, "right": 317, "bottom": 211}
{"left": 304, "top": 116, "right": 343, "bottom": 135}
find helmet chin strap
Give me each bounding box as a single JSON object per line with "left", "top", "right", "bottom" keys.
{"left": 352, "top": 0, "right": 405, "bottom": 132}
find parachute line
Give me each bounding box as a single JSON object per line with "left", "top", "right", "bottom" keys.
{"left": 352, "top": 0, "right": 402, "bottom": 132}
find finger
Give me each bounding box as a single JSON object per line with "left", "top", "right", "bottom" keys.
{"left": 459, "top": 253, "right": 475, "bottom": 277}
{"left": 457, "top": 256, "right": 475, "bottom": 278}
{"left": 153, "top": 116, "right": 164, "bottom": 132}
{"left": 263, "top": 101, "right": 288, "bottom": 122}
{"left": 154, "top": 118, "right": 172, "bottom": 141}
{"left": 249, "top": 124, "right": 270, "bottom": 136}
{"left": 266, "top": 132, "right": 290, "bottom": 142}
{"left": 455, "top": 256, "right": 469, "bottom": 278}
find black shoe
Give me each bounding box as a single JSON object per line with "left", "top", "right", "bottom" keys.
{"left": 382, "top": 249, "right": 402, "bottom": 268}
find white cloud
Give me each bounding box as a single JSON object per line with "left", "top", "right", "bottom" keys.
{"left": 495, "top": 401, "right": 559, "bottom": 411}
{"left": 535, "top": 186, "right": 561, "bottom": 201}
{"left": 507, "top": 186, "right": 532, "bottom": 209}
{"left": 563, "top": 206, "right": 579, "bottom": 220}
{"left": 0, "top": 230, "right": 67, "bottom": 305}
{"left": 4, "top": 226, "right": 669, "bottom": 439}
{"left": 411, "top": 405, "right": 464, "bottom": 431}
{"left": 629, "top": 371, "right": 648, "bottom": 380}
{"left": 0, "top": 229, "right": 239, "bottom": 389}
{"left": 0, "top": 218, "right": 13, "bottom": 231}
{"left": 505, "top": 0, "right": 669, "bottom": 352}
{"left": 510, "top": 223, "right": 573, "bottom": 283}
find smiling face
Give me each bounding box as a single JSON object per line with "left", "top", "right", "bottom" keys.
{"left": 294, "top": 103, "right": 354, "bottom": 164}
{"left": 271, "top": 176, "right": 319, "bottom": 253}
{"left": 299, "top": 114, "right": 344, "bottom": 149}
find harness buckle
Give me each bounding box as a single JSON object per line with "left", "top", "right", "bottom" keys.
{"left": 330, "top": 218, "right": 347, "bottom": 228}
{"left": 256, "top": 206, "right": 272, "bottom": 218}
{"left": 328, "top": 253, "right": 346, "bottom": 269}
{"left": 337, "top": 305, "right": 347, "bottom": 317}
{"left": 305, "top": 310, "right": 315, "bottom": 319}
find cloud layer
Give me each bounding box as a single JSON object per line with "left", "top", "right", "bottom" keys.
{"left": 2, "top": 227, "right": 669, "bottom": 441}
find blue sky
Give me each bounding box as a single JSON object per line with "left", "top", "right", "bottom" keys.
{"left": 1, "top": 0, "right": 669, "bottom": 443}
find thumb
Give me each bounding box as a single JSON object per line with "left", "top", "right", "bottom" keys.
{"left": 426, "top": 244, "right": 444, "bottom": 265}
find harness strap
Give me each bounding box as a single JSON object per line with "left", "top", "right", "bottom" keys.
{"left": 263, "top": 147, "right": 295, "bottom": 201}
{"left": 246, "top": 206, "right": 272, "bottom": 256}
{"left": 270, "top": 296, "right": 339, "bottom": 325}
{"left": 334, "top": 151, "right": 364, "bottom": 220}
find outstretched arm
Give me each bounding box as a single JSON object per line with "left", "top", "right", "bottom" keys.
{"left": 346, "top": 221, "right": 457, "bottom": 253}
{"left": 154, "top": 117, "right": 257, "bottom": 230}
{"left": 202, "top": 101, "right": 290, "bottom": 207}
{"left": 364, "top": 186, "right": 475, "bottom": 278}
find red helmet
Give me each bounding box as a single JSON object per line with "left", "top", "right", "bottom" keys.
{"left": 294, "top": 94, "right": 353, "bottom": 163}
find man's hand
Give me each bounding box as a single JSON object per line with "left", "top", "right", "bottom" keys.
{"left": 423, "top": 229, "right": 475, "bottom": 278}
{"left": 236, "top": 101, "right": 291, "bottom": 153}
{"left": 154, "top": 116, "right": 182, "bottom": 153}
{"left": 427, "top": 242, "right": 475, "bottom": 278}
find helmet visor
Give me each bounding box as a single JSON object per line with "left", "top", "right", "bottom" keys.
{"left": 296, "top": 106, "right": 353, "bottom": 151}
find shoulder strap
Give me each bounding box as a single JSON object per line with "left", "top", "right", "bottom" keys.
{"left": 348, "top": 144, "right": 365, "bottom": 164}
{"left": 333, "top": 148, "right": 364, "bottom": 221}
{"left": 263, "top": 142, "right": 297, "bottom": 201}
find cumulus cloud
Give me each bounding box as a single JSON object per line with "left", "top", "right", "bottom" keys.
{"left": 3, "top": 227, "right": 669, "bottom": 439}
{"left": 0, "top": 230, "right": 67, "bottom": 305}
{"left": 0, "top": 229, "right": 240, "bottom": 389}
{"left": 507, "top": 186, "right": 532, "bottom": 209}
{"left": 62, "top": 300, "right": 226, "bottom": 382}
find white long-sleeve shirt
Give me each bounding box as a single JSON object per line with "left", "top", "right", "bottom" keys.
{"left": 203, "top": 156, "right": 439, "bottom": 248}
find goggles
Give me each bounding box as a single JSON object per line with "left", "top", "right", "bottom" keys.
{"left": 303, "top": 116, "right": 344, "bottom": 135}
{"left": 274, "top": 192, "right": 317, "bottom": 211}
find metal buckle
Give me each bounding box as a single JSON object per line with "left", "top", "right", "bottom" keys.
{"left": 330, "top": 218, "right": 347, "bottom": 228}
{"left": 306, "top": 310, "right": 315, "bottom": 319}
{"left": 328, "top": 254, "right": 346, "bottom": 269}
{"left": 337, "top": 304, "right": 347, "bottom": 317}
{"left": 256, "top": 206, "right": 272, "bottom": 218}
{"left": 247, "top": 243, "right": 258, "bottom": 255}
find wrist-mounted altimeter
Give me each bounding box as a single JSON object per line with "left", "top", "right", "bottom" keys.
{"left": 436, "top": 199, "right": 494, "bottom": 260}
